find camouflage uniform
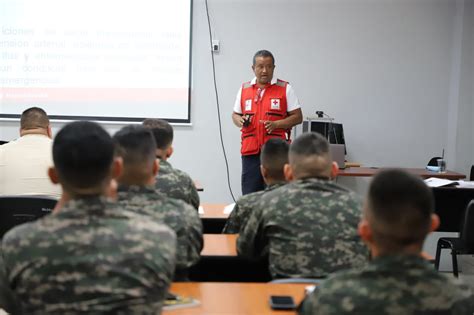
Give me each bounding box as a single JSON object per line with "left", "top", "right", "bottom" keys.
{"left": 117, "top": 185, "right": 203, "bottom": 270}
{"left": 299, "top": 255, "right": 474, "bottom": 315}
{"left": 155, "top": 159, "right": 200, "bottom": 210}
{"left": 237, "top": 178, "right": 368, "bottom": 278}
{"left": 0, "top": 196, "right": 176, "bottom": 314}
{"left": 222, "top": 182, "right": 285, "bottom": 234}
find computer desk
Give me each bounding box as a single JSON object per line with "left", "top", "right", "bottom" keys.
{"left": 338, "top": 167, "right": 470, "bottom": 231}
{"left": 165, "top": 282, "right": 309, "bottom": 315}
{"left": 338, "top": 167, "right": 466, "bottom": 180}
{"left": 432, "top": 186, "right": 474, "bottom": 232}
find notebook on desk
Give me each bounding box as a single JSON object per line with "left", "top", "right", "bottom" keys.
{"left": 330, "top": 144, "right": 346, "bottom": 169}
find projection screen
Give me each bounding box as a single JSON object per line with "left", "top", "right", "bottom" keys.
{"left": 0, "top": 0, "right": 192, "bottom": 123}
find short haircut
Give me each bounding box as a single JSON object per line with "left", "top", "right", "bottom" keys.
{"left": 113, "top": 125, "right": 157, "bottom": 167}
{"left": 367, "top": 169, "right": 434, "bottom": 251}
{"left": 142, "top": 118, "right": 173, "bottom": 150}
{"left": 289, "top": 132, "right": 332, "bottom": 178}
{"left": 53, "top": 121, "right": 114, "bottom": 189}
{"left": 253, "top": 50, "right": 275, "bottom": 66}
{"left": 260, "top": 138, "right": 289, "bottom": 180}
{"left": 20, "top": 107, "right": 49, "bottom": 130}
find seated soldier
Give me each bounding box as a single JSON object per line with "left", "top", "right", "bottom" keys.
{"left": 237, "top": 132, "right": 367, "bottom": 279}
{"left": 113, "top": 125, "right": 203, "bottom": 274}
{"left": 142, "top": 118, "right": 200, "bottom": 210}
{"left": 0, "top": 121, "right": 176, "bottom": 314}
{"left": 0, "top": 107, "right": 60, "bottom": 198}
{"left": 299, "top": 169, "right": 474, "bottom": 314}
{"left": 223, "top": 138, "right": 289, "bottom": 234}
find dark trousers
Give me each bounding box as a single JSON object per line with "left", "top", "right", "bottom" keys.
{"left": 241, "top": 154, "right": 265, "bottom": 195}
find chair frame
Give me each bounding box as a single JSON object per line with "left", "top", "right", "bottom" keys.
{"left": 435, "top": 200, "right": 474, "bottom": 277}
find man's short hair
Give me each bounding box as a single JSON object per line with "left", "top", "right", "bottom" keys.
{"left": 253, "top": 50, "right": 275, "bottom": 66}
{"left": 289, "top": 132, "right": 332, "bottom": 178}
{"left": 142, "top": 119, "right": 173, "bottom": 150}
{"left": 20, "top": 107, "right": 49, "bottom": 130}
{"left": 113, "top": 125, "right": 156, "bottom": 167}
{"left": 53, "top": 121, "right": 114, "bottom": 189}
{"left": 260, "top": 138, "right": 289, "bottom": 180}
{"left": 367, "top": 169, "right": 434, "bottom": 251}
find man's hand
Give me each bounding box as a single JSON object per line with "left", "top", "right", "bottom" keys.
{"left": 232, "top": 112, "right": 245, "bottom": 128}
{"left": 263, "top": 120, "right": 280, "bottom": 134}
{"left": 262, "top": 108, "right": 303, "bottom": 133}
{"left": 237, "top": 116, "right": 246, "bottom": 128}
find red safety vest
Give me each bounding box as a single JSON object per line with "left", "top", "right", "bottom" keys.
{"left": 240, "top": 79, "right": 290, "bottom": 156}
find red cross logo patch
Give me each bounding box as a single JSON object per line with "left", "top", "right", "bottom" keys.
{"left": 270, "top": 99, "right": 280, "bottom": 110}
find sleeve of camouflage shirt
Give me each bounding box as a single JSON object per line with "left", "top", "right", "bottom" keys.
{"left": 0, "top": 254, "right": 20, "bottom": 314}
{"left": 177, "top": 202, "right": 203, "bottom": 268}
{"left": 236, "top": 203, "right": 268, "bottom": 259}
{"left": 187, "top": 176, "right": 200, "bottom": 211}
{"left": 222, "top": 203, "right": 241, "bottom": 234}
{"left": 297, "top": 278, "right": 354, "bottom": 315}
{"left": 298, "top": 292, "right": 319, "bottom": 315}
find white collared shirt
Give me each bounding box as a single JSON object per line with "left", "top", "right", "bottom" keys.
{"left": 0, "top": 134, "right": 61, "bottom": 198}
{"left": 233, "top": 77, "right": 301, "bottom": 114}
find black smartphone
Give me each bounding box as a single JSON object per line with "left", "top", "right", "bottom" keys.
{"left": 269, "top": 295, "right": 296, "bottom": 310}
{"left": 242, "top": 114, "right": 252, "bottom": 127}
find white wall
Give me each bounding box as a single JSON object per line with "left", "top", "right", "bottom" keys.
{"left": 1, "top": 0, "right": 472, "bottom": 204}
{"left": 454, "top": 0, "right": 474, "bottom": 177}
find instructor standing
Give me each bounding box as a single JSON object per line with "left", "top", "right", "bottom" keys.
{"left": 232, "top": 50, "right": 302, "bottom": 195}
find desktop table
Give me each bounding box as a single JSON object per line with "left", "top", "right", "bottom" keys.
{"left": 200, "top": 203, "right": 229, "bottom": 233}
{"left": 202, "top": 234, "right": 237, "bottom": 256}
{"left": 432, "top": 186, "right": 474, "bottom": 232}
{"left": 338, "top": 167, "right": 465, "bottom": 180}
{"left": 190, "top": 234, "right": 270, "bottom": 282}
{"left": 165, "top": 282, "right": 309, "bottom": 315}
{"left": 338, "top": 167, "right": 470, "bottom": 232}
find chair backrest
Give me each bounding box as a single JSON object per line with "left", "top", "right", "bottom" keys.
{"left": 427, "top": 157, "right": 442, "bottom": 166}
{"left": 461, "top": 200, "right": 474, "bottom": 248}
{"left": 0, "top": 196, "right": 57, "bottom": 240}
{"left": 470, "top": 165, "right": 474, "bottom": 181}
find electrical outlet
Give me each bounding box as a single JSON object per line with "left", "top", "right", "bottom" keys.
{"left": 212, "top": 39, "right": 220, "bottom": 53}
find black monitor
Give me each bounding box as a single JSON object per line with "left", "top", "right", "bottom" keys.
{"left": 302, "top": 120, "right": 346, "bottom": 153}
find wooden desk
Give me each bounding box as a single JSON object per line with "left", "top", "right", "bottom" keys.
{"left": 165, "top": 282, "right": 309, "bottom": 315}
{"left": 202, "top": 234, "right": 237, "bottom": 256}
{"left": 190, "top": 234, "right": 270, "bottom": 282}
{"left": 200, "top": 203, "right": 229, "bottom": 234}
{"left": 338, "top": 167, "right": 466, "bottom": 180}
{"left": 433, "top": 187, "right": 474, "bottom": 232}
{"left": 200, "top": 203, "right": 229, "bottom": 219}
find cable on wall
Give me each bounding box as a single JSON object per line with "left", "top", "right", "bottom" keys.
{"left": 204, "top": 0, "right": 236, "bottom": 202}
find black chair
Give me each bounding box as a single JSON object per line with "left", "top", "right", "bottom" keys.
{"left": 0, "top": 196, "right": 57, "bottom": 239}
{"left": 470, "top": 165, "right": 473, "bottom": 181}
{"left": 435, "top": 200, "right": 474, "bottom": 277}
